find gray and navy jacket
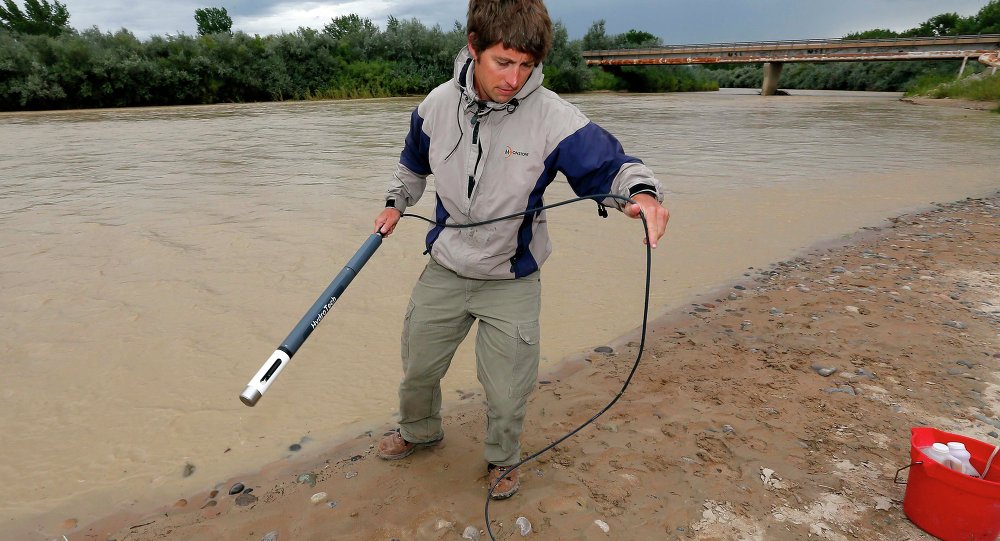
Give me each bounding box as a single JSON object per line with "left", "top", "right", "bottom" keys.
{"left": 385, "top": 47, "right": 664, "bottom": 280}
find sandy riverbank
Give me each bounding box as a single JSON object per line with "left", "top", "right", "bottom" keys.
{"left": 43, "top": 194, "right": 1000, "bottom": 540}
{"left": 901, "top": 96, "right": 999, "bottom": 111}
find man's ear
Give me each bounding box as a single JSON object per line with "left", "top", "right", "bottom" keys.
{"left": 467, "top": 33, "right": 477, "bottom": 61}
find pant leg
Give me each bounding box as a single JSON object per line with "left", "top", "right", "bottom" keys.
{"left": 398, "top": 259, "right": 474, "bottom": 443}
{"left": 470, "top": 271, "right": 541, "bottom": 466}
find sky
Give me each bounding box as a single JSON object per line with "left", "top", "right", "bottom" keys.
{"left": 62, "top": 0, "right": 992, "bottom": 43}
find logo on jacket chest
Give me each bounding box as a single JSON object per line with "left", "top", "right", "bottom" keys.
{"left": 503, "top": 146, "right": 529, "bottom": 158}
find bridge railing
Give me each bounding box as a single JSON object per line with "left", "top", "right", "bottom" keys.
{"left": 581, "top": 34, "right": 1000, "bottom": 56}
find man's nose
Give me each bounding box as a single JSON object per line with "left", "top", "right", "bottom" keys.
{"left": 505, "top": 70, "right": 520, "bottom": 89}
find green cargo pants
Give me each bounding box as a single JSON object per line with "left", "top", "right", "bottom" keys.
{"left": 397, "top": 257, "right": 541, "bottom": 467}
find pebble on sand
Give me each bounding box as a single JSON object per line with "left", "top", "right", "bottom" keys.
{"left": 516, "top": 516, "right": 532, "bottom": 536}
{"left": 310, "top": 492, "right": 327, "bottom": 505}
{"left": 811, "top": 364, "right": 837, "bottom": 377}
{"left": 297, "top": 473, "right": 317, "bottom": 487}
{"left": 594, "top": 519, "right": 610, "bottom": 533}
{"left": 229, "top": 482, "right": 245, "bottom": 495}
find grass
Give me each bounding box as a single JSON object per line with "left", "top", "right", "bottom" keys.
{"left": 905, "top": 69, "right": 1000, "bottom": 112}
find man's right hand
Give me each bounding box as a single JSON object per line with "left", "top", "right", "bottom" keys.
{"left": 374, "top": 207, "right": 402, "bottom": 237}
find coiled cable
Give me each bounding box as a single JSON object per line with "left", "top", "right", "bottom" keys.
{"left": 401, "top": 193, "right": 653, "bottom": 540}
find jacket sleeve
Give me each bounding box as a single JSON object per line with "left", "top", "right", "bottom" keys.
{"left": 386, "top": 108, "right": 432, "bottom": 213}
{"left": 553, "top": 122, "right": 664, "bottom": 210}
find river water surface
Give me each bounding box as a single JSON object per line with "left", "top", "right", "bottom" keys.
{"left": 1, "top": 89, "right": 997, "bottom": 535}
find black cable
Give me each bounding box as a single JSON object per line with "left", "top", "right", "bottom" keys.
{"left": 401, "top": 193, "right": 652, "bottom": 540}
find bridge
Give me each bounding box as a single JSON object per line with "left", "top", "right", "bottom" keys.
{"left": 582, "top": 34, "right": 1000, "bottom": 95}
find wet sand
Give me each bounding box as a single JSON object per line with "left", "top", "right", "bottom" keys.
{"left": 901, "top": 97, "right": 999, "bottom": 111}
{"left": 50, "top": 193, "right": 1000, "bottom": 540}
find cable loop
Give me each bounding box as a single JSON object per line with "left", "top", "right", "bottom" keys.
{"left": 402, "top": 193, "right": 652, "bottom": 541}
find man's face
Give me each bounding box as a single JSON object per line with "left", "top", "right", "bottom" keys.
{"left": 469, "top": 40, "right": 536, "bottom": 104}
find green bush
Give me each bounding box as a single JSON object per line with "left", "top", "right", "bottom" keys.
{"left": 3, "top": 1, "right": 998, "bottom": 110}
{"left": 907, "top": 71, "right": 1000, "bottom": 107}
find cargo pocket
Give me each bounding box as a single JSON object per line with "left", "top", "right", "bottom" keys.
{"left": 509, "top": 320, "right": 540, "bottom": 399}
{"left": 400, "top": 300, "right": 415, "bottom": 367}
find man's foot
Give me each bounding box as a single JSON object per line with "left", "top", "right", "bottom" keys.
{"left": 376, "top": 429, "right": 442, "bottom": 460}
{"left": 487, "top": 464, "right": 520, "bottom": 499}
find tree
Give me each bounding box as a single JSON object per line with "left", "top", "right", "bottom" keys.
{"left": 965, "top": 0, "right": 1000, "bottom": 34}
{"left": 324, "top": 13, "right": 377, "bottom": 40}
{"left": 620, "top": 29, "right": 659, "bottom": 47}
{"left": 194, "top": 6, "right": 232, "bottom": 36}
{"left": 323, "top": 13, "right": 378, "bottom": 61}
{"left": 543, "top": 21, "right": 592, "bottom": 93}
{"left": 903, "top": 12, "right": 962, "bottom": 37}
{"left": 0, "top": 0, "right": 70, "bottom": 36}
{"left": 581, "top": 20, "right": 613, "bottom": 51}
{"left": 843, "top": 28, "right": 900, "bottom": 40}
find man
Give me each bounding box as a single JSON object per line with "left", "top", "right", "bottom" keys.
{"left": 373, "top": 0, "right": 668, "bottom": 499}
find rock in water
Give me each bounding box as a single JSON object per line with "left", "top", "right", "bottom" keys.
{"left": 235, "top": 492, "right": 258, "bottom": 507}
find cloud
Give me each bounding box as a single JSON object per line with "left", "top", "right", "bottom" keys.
{"left": 63, "top": 0, "right": 994, "bottom": 41}
{"left": 233, "top": 0, "right": 463, "bottom": 36}
{"left": 236, "top": 1, "right": 394, "bottom": 35}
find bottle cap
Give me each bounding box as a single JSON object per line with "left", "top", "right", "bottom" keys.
{"left": 932, "top": 442, "right": 949, "bottom": 452}
{"left": 946, "top": 441, "right": 967, "bottom": 451}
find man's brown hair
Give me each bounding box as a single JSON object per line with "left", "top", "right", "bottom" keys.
{"left": 467, "top": 0, "right": 553, "bottom": 63}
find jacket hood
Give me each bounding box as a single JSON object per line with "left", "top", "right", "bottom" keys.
{"left": 453, "top": 46, "right": 544, "bottom": 111}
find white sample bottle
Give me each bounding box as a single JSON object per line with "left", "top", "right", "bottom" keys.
{"left": 946, "top": 441, "right": 982, "bottom": 478}
{"left": 922, "top": 442, "right": 963, "bottom": 471}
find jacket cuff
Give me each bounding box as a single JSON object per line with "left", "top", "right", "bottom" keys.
{"left": 628, "top": 183, "right": 663, "bottom": 203}
{"left": 385, "top": 197, "right": 406, "bottom": 213}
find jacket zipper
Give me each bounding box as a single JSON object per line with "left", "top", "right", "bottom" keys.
{"left": 469, "top": 113, "right": 483, "bottom": 198}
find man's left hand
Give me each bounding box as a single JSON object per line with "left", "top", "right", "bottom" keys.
{"left": 623, "top": 193, "right": 669, "bottom": 248}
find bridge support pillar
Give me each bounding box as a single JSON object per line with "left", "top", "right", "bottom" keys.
{"left": 958, "top": 56, "right": 969, "bottom": 78}
{"left": 762, "top": 62, "right": 784, "bottom": 96}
